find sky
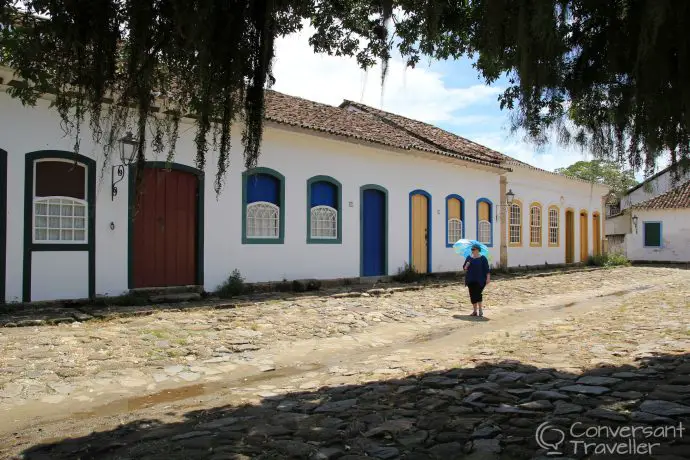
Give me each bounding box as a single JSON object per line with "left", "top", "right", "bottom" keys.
{"left": 272, "top": 26, "right": 661, "bottom": 180}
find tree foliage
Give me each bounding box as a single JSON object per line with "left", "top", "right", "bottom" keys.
{"left": 555, "top": 160, "right": 638, "bottom": 196}
{"left": 1, "top": 0, "right": 689, "bottom": 194}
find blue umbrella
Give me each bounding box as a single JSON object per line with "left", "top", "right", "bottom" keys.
{"left": 453, "top": 239, "right": 492, "bottom": 262}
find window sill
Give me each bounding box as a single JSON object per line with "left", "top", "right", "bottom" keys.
{"left": 307, "top": 238, "right": 342, "bottom": 245}
{"left": 243, "top": 237, "right": 284, "bottom": 245}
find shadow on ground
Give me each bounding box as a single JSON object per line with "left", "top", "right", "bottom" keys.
{"left": 13, "top": 353, "right": 690, "bottom": 459}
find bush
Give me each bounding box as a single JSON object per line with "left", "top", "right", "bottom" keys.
{"left": 588, "top": 253, "right": 631, "bottom": 268}
{"left": 216, "top": 269, "right": 248, "bottom": 298}
{"left": 393, "top": 262, "right": 423, "bottom": 283}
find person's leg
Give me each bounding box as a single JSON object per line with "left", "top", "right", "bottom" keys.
{"left": 477, "top": 285, "right": 485, "bottom": 316}
{"left": 468, "top": 284, "right": 479, "bottom": 314}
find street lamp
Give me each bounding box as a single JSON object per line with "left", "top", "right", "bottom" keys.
{"left": 632, "top": 215, "right": 638, "bottom": 233}
{"left": 497, "top": 189, "right": 515, "bottom": 221}
{"left": 112, "top": 131, "right": 138, "bottom": 200}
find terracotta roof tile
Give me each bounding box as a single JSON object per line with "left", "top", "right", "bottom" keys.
{"left": 265, "top": 91, "right": 505, "bottom": 169}
{"left": 633, "top": 180, "right": 690, "bottom": 209}
{"left": 339, "top": 100, "right": 526, "bottom": 165}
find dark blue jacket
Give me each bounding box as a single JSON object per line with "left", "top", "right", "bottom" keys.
{"left": 464, "top": 255, "right": 490, "bottom": 286}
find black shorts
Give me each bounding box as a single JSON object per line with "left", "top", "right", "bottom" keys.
{"left": 467, "top": 283, "right": 485, "bottom": 304}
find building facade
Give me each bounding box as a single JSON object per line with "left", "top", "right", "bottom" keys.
{"left": 0, "top": 68, "right": 609, "bottom": 303}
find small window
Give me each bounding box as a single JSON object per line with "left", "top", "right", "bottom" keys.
{"left": 530, "top": 204, "right": 542, "bottom": 246}
{"left": 476, "top": 199, "right": 492, "bottom": 245}
{"left": 308, "top": 178, "right": 341, "bottom": 243}
{"left": 311, "top": 205, "right": 337, "bottom": 239}
{"left": 643, "top": 222, "right": 661, "bottom": 247}
{"left": 448, "top": 218, "right": 463, "bottom": 244}
{"left": 246, "top": 202, "right": 279, "bottom": 238}
{"left": 243, "top": 169, "right": 284, "bottom": 243}
{"left": 548, "top": 207, "right": 559, "bottom": 246}
{"left": 509, "top": 202, "right": 522, "bottom": 245}
{"left": 33, "top": 160, "right": 87, "bottom": 243}
{"left": 446, "top": 196, "right": 464, "bottom": 245}
{"left": 478, "top": 220, "right": 491, "bottom": 244}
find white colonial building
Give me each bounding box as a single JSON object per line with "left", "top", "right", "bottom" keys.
{"left": 605, "top": 160, "right": 690, "bottom": 262}
{"left": 0, "top": 66, "right": 609, "bottom": 303}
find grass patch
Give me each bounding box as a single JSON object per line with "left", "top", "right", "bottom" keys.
{"left": 393, "top": 262, "right": 423, "bottom": 283}
{"left": 588, "top": 253, "right": 631, "bottom": 268}
{"left": 216, "top": 269, "right": 250, "bottom": 298}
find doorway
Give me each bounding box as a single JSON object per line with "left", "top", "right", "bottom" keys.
{"left": 360, "top": 186, "right": 387, "bottom": 276}
{"left": 410, "top": 190, "right": 431, "bottom": 273}
{"left": 580, "top": 211, "right": 589, "bottom": 262}
{"left": 565, "top": 209, "right": 575, "bottom": 263}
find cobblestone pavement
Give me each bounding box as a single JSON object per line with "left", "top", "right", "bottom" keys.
{"left": 1, "top": 266, "right": 689, "bottom": 459}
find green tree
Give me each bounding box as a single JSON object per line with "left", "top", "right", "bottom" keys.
{"left": 1, "top": 1, "right": 688, "bottom": 192}
{"left": 555, "top": 161, "right": 638, "bottom": 196}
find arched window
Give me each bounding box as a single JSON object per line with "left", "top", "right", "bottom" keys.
{"left": 530, "top": 202, "right": 543, "bottom": 246}
{"left": 445, "top": 195, "right": 464, "bottom": 246}
{"left": 548, "top": 206, "right": 560, "bottom": 247}
{"left": 307, "top": 176, "right": 342, "bottom": 243}
{"left": 476, "top": 198, "right": 493, "bottom": 246}
{"left": 33, "top": 159, "right": 88, "bottom": 243}
{"left": 242, "top": 168, "right": 285, "bottom": 244}
{"left": 509, "top": 200, "right": 522, "bottom": 246}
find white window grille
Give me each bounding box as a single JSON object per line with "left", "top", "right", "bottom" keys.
{"left": 509, "top": 204, "right": 522, "bottom": 244}
{"left": 548, "top": 208, "right": 559, "bottom": 245}
{"left": 447, "top": 218, "right": 463, "bottom": 244}
{"left": 34, "top": 197, "right": 87, "bottom": 242}
{"left": 310, "top": 205, "right": 337, "bottom": 239}
{"left": 530, "top": 206, "right": 542, "bottom": 245}
{"left": 478, "top": 220, "right": 491, "bottom": 244}
{"left": 246, "top": 201, "right": 280, "bottom": 238}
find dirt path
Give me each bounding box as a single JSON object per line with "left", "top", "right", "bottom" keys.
{"left": 2, "top": 267, "right": 689, "bottom": 458}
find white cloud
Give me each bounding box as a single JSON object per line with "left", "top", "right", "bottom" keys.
{"left": 272, "top": 26, "right": 500, "bottom": 124}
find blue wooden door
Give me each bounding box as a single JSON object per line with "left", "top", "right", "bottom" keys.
{"left": 361, "top": 188, "right": 386, "bottom": 276}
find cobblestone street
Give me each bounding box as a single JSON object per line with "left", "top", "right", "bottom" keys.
{"left": 1, "top": 266, "right": 689, "bottom": 459}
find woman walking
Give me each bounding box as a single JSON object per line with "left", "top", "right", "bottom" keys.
{"left": 463, "top": 245, "right": 491, "bottom": 316}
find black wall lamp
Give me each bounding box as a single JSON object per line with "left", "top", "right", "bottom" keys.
{"left": 111, "top": 131, "right": 138, "bottom": 200}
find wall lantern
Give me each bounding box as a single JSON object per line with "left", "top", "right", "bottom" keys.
{"left": 112, "top": 131, "right": 139, "bottom": 200}
{"left": 496, "top": 189, "right": 515, "bottom": 221}
{"left": 632, "top": 215, "right": 638, "bottom": 233}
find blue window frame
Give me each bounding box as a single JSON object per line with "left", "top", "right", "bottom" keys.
{"left": 643, "top": 221, "right": 662, "bottom": 248}
{"left": 242, "top": 167, "right": 285, "bottom": 244}
{"left": 445, "top": 194, "right": 465, "bottom": 247}
{"left": 307, "top": 175, "right": 342, "bottom": 244}
{"left": 476, "top": 198, "right": 493, "bottom": 247}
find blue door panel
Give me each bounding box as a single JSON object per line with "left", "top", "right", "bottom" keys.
{"left": 362, "top": 189, "right": 386, "bottom": 276}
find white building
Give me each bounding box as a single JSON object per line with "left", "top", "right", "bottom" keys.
{"left": 605, "top": 161, "right": 690, "bottom": 262}
{"left": 0, "top": 66, "right": 609, "bottom": 303}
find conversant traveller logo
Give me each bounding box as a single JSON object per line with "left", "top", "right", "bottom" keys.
{"left": 535, "top": 420, "right": 685, "bottom": 456}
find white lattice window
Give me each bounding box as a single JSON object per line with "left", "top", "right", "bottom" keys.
{"left": 509, "top": 204, "right": 522, "bottom": 244}
{"left": 246, "top": 202, "right": 279, "bottom": 238}
{"left": 530, "top": 206, "right": 542, "bottom": 245}
{"left": 310, "top": 205, "right": 337, "bottom": 239}
{"left": 34, "top": 197, "right": 87, "bottom": 242}
{"left": 447, "top": 218, "right": 463, "bottom": 244}
{"left": 478, "top": 220, "right": 491, "bottom": 244}
{"left": 548, "top": 208, "right": 559, "bottom": 245}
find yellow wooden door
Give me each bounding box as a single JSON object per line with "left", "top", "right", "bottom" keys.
{"left": 592, "top": 213, "right": 601, "bottom": 256}
{"left": 565, "top": 210, "right": 574, "bottom": 263}
{"left": 580, "top": 212, "right": 588, "bottom": 262}
{"left": 411, "top": 194, "right": 428, "bottom": 273}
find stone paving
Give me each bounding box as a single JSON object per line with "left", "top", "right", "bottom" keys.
{"left": 1, "top": 266, "right": 689, "bottom": 458}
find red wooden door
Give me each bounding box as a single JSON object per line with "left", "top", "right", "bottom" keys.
{"left": 132, "top": 168, "right": 198, "bottom": 288}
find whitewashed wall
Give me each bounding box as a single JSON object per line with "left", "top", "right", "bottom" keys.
{"left": 0, "top": 92, "right": 502, "bottom": 302}
{"left": 505, "top": 167, "right": 608, "bottom": 267}
{"left": 626, "top": 209, "right": 690, "bottom": 262}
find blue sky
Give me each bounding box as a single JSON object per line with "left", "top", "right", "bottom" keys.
{"left": 272, "top": 27, "right": 657, "bottom": 180}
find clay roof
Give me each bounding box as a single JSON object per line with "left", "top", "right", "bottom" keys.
{"left": 265, "top": 91, "right": 506, "bottom": 169}
{"left": 633, "top": 179, "right": 690, "bottom": 210}
{"left": 339, "top": 100, "right": 526, "bottom": 165}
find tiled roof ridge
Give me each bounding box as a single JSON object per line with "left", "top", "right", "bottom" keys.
{"left": 632, "top": 178, "right": 690, "bottom": 210}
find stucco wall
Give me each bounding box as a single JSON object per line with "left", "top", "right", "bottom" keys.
{"left": 626, "top": 209, "right": 690, "bottom": 262}
{"left": 0, "top": 92, "right": 505, "bottom": 302}
{"left": 505, "top": 167, "right": 607, "bottom": 267}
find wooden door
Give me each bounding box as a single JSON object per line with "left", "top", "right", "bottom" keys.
{"left": 361, "top": 188, "right": 386, "bottom": 276}
{"left": 565, "top": 210, "right": 574, "bottom": 263}
{"left": 411, "top": 193, "right": 429, "bottom": 273}
{"left": 592, "top": 213, "right": 601, "bottom": 256}
{"left": 579, "top": 211, "right": 589, "bottom": 262}
{"left": 132, "top": 168, "right": 199, "bottom": 288}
